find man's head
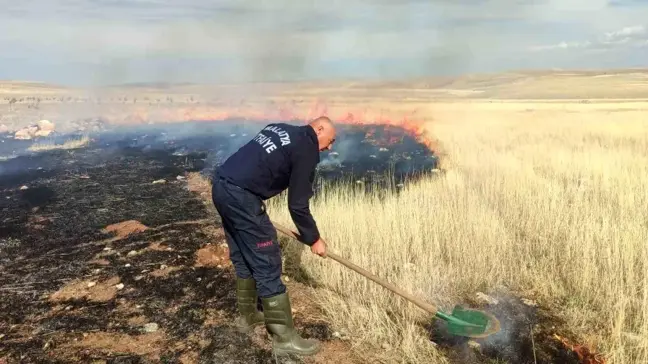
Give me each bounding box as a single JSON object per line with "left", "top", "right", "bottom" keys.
{"left": 308, "top": 116, "right": 336, "bottom": 151}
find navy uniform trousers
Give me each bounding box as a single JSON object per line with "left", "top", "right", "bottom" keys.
{"left": 211, "top": 175, "right": 286, "bottom": 298}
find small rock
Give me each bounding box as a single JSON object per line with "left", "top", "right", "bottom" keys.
{"left": 127, "top": 250, "right": 138, "bottom": 257}
{"left": 381, "top": 342, "right": 392, "bottom": 350}
{"left": 160, "top": 264, "right": 167, "bottom": 270}
{"left": 125, "top": 263, "right": 131, "bottom": 267}
{"left": 152, "top": 179, "right": 166, "bottom": 184}
{"left": 103, "top": 247, "right": 112, "bottom": 251}
{"left": 20, "top": 185, "right": 28, "bottom": 190}
{"left": 468, "top": 340, "right": 481, "bottom": 351}
{"left": 283, "top": 276, "right": 290, "bottom": 282}
{"left": 87, "top": 282, "right": 96, "bottom": 288}
{"left": 176, "top": 175, "right": 186, "bottom": 180}
{"left": 379, "top": 147, "right": 389, "bottom": 152}
{"left": 475, "top": 292, "right": 499, "bottom": 305}
{"left": 522, "top": 298, "right": 538, "bottom": 307}
{"left": 115, "top": 283, "right": 124, "bottom": 290}
{"left": 217, "top": 264, "right": 223, "bottom": 269}
{"left": 197, "top": 277, "right": 202, "bottom": 282}
{"left": 142, "top": 322, "right": 159, "bottom": 333}
{"left": 134, "top": 275, "right": 145, "bottom": 281}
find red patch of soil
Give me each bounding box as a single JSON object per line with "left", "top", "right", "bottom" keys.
{"left": 102, "top": 220, "right": 149, "bottom": 239}
{"left": 57, "top": 331, "right": 166, "bottom": 360}
{"left": 148, "top": 241, "right": 173, "bottom": 251}
{"left": 88, "top": 258, "right": 110, "bottom": 266}
{"left": 49, "top": 276, "right": 121, "bottom": 303}
{"left": 194, "top": 244, "right": 229, "bottom": 268}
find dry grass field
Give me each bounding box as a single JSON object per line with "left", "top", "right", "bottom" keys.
{"left": 266, "top": 99, "right": 648, "bottom": 363}
{"left": 2, "top": 69, "right": 648, "bottom": 363}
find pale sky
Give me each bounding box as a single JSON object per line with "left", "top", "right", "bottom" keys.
{"left": 0, "top": 0, "right": 646, "bottom": 86}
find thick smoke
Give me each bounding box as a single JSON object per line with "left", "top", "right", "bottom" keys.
{"left": 0, "top": 0, "right": 530, "bottom": 85}
{"left": 319, "top": 137, "right": 356, "bottom": 169}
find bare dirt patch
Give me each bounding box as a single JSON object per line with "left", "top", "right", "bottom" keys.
{"left": 88, "top": 258, "right": 110, "bottom": 266}
{"left": 127, "top": 315, "right": 148, "bottom": 326}
{"left": 102, "top": 220, "right": 149, "bottom": 239}
{"left": 49, "top": 276, "right": 121, "bottom": 303}
{"left": 148, "top": 240, "right": 173, "bottom": 251}
{"left": 179, "top": 351, "right": 200, "bottom": 364}
{"left": 194, "top": 244, "right": 229, "bottom": 268}
{"left": 57, "top": 331, "right": 167, "bottom": 360}
{"left": 149, "top": 265, "right": 182, "bottom": 278}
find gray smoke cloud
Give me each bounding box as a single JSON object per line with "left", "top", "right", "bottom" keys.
{"left": 1, "top": 0, "right": 646, "bottom": 85}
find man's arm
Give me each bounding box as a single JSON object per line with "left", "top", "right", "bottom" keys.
{"left": 287, "top": 152, "right": 320, "bottom": 246}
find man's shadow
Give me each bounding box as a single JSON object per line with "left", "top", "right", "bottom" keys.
{"left": 278, "top": 235, "right": 321, "bottom": 288}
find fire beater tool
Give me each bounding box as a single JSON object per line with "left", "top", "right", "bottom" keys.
{"left": 271, "top": 221, "right": 501, "bottom": 339}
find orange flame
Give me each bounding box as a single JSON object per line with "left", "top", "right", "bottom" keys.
{"left": 110, "top": 99, "right": 440, "bottom": 154}
{"left": 553, "top": 334, "right": 606, "bottom": 364}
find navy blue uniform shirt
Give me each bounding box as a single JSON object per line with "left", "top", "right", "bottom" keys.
{"left": 215, "top": 123, "right": 321, "bottom": 245}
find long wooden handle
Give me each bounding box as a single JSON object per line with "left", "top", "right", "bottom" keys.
{"left": 271, "top": 221, "right": 439, "bottom": 315}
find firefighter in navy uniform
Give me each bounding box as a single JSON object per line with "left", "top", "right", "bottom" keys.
{"left": 211, "top": 116, "right": 336, "bottom": 356}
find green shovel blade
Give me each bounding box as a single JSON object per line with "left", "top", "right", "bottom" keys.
{"left": 435, "top": 305, "right": 501, "bottom": 338}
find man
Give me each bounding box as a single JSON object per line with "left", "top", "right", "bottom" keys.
{"left": 211, "top": 116, "right": 336, "bottom": 356}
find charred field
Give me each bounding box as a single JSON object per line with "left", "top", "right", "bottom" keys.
{"left": 0, "top": 120, "right": 599, "bottom": 364}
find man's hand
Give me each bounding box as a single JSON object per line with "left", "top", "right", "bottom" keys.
{"left": 310, "top": 238, "right": 327, "bottom": 257}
